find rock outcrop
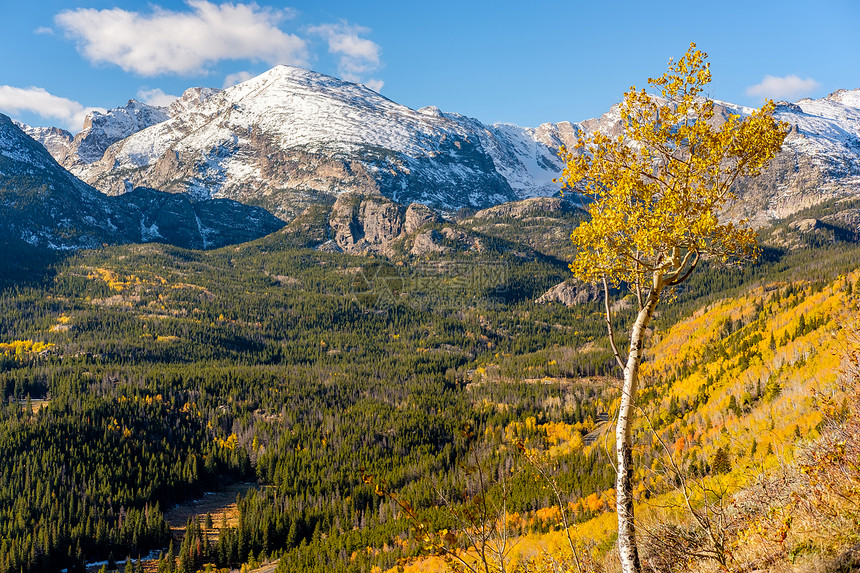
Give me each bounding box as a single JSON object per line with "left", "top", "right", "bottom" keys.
{"left": 329, "top": 194, "right": 405, "bottom": 254}
{"left": 404, "top": 203, "right": 440, "bottom": 234}
{"left": 535, "top": 280, "right": 603, "bottom": 307}
{"left": 325, "top": 193, "right": 479, "bottom": 256}
{"left": 472, "top": 197, "right": 577, "bottom": 220}
{"left": 410, "top": 230, "right": 451, "bottom": 256}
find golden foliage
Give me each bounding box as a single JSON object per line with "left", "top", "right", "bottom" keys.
{"left": 557, "top": 43, "right": 788, "bottom": 288}
{"left": 0, "top": 339, "right": 55, "bottom": 356}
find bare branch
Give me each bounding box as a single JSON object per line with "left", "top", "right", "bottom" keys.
{"left": 603, "top": 275, "right": 628, "bottom": 373}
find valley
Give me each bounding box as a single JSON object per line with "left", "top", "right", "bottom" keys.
{"left": 1, "top": 62, "right": 859, "bottom": 573}
{"left": 0, "top": 197, "right": 858, "bottom": 571}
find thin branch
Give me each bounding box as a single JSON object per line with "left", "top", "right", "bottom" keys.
{"left": 636, "top": 403, "right": 731, "bottom": 566}
{"left": 433, "top": 487, "right": 483, "bottom": 573}
{"left": 516, "top": 445, "right": 584, "bottom": 573}
{"left": 603, "top": 275, "right": 628, "bottom": 373}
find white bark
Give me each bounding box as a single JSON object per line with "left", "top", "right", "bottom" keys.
{"left": 615, "top": 282, "right": 661, "bottom": 573}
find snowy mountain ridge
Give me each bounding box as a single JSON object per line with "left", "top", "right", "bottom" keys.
{"left": 19, "top": 65, "right": 860, "bottom": 224}
{"left": 712, "top": 90, "right": 860, "bottom": 224}
{"left": 67, "top": 99, "right": 171, "bottom": 167}
{"left": 48, "top": 66, "right": 580, "bottom": 217}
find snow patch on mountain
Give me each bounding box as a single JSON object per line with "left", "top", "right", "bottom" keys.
{"left": 784, "top": 90, "right": 860, "bottom": 175}
{"left": 483, "top": 121, "right": 580, "bottom": 197}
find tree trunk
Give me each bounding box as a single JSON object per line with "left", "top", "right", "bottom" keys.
{"left": 615, "top": 285, "right": 660, "bottom": 573}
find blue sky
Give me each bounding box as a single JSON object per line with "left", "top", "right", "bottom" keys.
{"left": 2, "top": 0, "right": 858, "bottom": 131}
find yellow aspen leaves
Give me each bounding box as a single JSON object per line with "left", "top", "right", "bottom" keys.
{"left": 557, "top": 43, "right": 789, "bottom": 288}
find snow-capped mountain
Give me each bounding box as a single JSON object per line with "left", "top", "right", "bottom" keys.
{"left": 693, "top": 91, "right": 860, "bottom": 225}
{"left": 0, "top": 113, "right": 283, "bottom": 251}
{"left": 20, "top": 65, "right": 860, "bottom": 226}
{"left": 57, "top": 66, "right": 579, "bottom": 219}
{"left": 776, "top": 89, "right": 860, "bottom": 174}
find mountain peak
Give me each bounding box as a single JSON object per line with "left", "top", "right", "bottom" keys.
{"left": 825, "top": 88, "right": 860, "bottom": 108}
{"left": 70, "top": 99, "right": 171, "bottom": 165}
{"left": 82, "top": 98, "right": 167, "bottom": 131}
{"left": 226, "top": 65, "right": 382, "bottom": 110}
{"left": 168, "top": 86, "right": 221, "bottom": 116}
{"left": 259, "top": 64, "right": 318, "bottom": 79}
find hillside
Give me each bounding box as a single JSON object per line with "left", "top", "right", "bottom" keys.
{"left": 0, "top": 212, "right": 858, "bottom": 572}
{"left": 390, "top": 267, "right": 860, "bottom": 573}
{"left": 3, "top": 60, "right": 860, "bottom": 573}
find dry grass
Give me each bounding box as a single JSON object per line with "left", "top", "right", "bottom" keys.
{"left": 164, "top": 482, "right": 259, "bottom": 543}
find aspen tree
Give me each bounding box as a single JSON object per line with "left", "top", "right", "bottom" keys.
{"left": 557, "top": 43, "right": 788, "bottom": 573}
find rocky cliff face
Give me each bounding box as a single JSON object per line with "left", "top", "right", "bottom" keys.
{"left": 13, "top": 123, "right": 73, "bottom": 160}
{"left": 318, "top": 192, "right": 491, "bottom": 257}
{"left": 326, "top": 193, "right": 451, "bottom": 255}
{"left": 329, "top": 194, "right": 405, "bottom": 253}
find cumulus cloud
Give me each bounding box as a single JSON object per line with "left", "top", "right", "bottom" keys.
{"left": 34, "top": 26, "right": 54, "bottom": 35}
{"left": 223, "top": 71, "right": 255, "bottom": 88}
{"left": 137, "top": 88, "right": 180, "bottom": 107}
{"left": 55, "top": 0, "right": 308, "bottom": 76}
{"left": 746, "top": 75, "right": 820, "bottom": 101}
{"left": 309, "top": 21, "right": 383, "bottom": 90}
{"left": 0, "top": 85, "right": 103, "bottom": 131}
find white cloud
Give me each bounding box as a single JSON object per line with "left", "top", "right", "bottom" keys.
{"left": 0, "top": 85, "right": 103, "bottom": 131}
{"left": 55, "top": 0, "right": 308, "bottom": 76}
{"left": 137, "top": 88, "right": 180, "bottom": 107}
{"left": 309, "top": 21, "right": 382, "bottom": 88}
{"left": 363, "top": 79, "right": 384, "bottom": 93}
{"left": 746, "top": 74, "right": 820, "bottom": 101}
{"left": 223, "top": 71, "right": 255, "bottom": 88}
{"left": 34, "top": 26, "right": 54, "bottom": 35}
